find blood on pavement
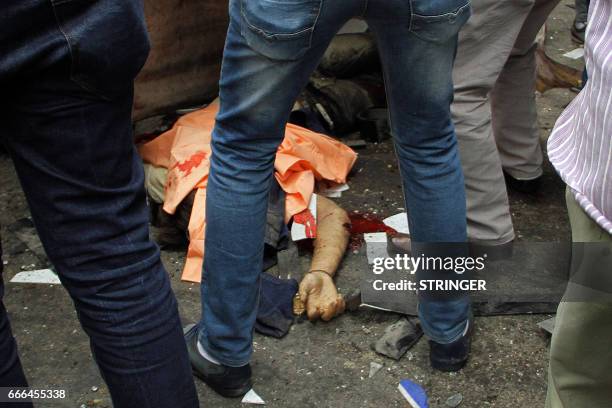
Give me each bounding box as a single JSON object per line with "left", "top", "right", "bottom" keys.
{"left": 347, "top": 212, "right": 398, "bottom": 251}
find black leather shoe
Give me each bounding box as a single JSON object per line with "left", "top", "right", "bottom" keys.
{"left": 184, "top": 324, "right": 252, "bottom": 398}
{"left": 429, "top": 320, "right": 472, "bottom": 372}
{"left": 571, "top": 21, "right": 586, "bottom": 45}
{"left": 503, "top": 171, "right": 542, "bottom": 194}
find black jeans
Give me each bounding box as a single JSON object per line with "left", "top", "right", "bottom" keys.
{"left": 0, "top": 1, "right": 198, "bottom": 407}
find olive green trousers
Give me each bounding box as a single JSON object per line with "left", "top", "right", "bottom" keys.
{"left": 545, "top": 188, "right": 612, "bottom": 408}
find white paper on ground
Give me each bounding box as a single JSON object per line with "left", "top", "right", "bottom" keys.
{"left": 365, "top": 232, "right": 388, "bottom": 264}
{"left": 11, "top": 269, "right": 61, "bottom": 285}
{"left": 242, "top": 389, "right": 266, "bottom": 405}
{"left": 322, "top": 190, "right": 342, "bottom": 198}
{"left": 563, "top": 48, "right": 584, "bottom": 60}
{"left": 317, "top": 182, "right": 350, "bottom": 198}
{"left": 369, "top": 362, "right": 384, "bottom": 378}
{"left": 383, "top": 213, "right": 410, "bottom": 235}
{"left": 291, "top": 194, "right": 318, "bottom": 241}
{"left": 364, "top": 232, "right": 388, "bottom": 243}
{"left": 537, "top": 317, "right": 556, "bottom": 334}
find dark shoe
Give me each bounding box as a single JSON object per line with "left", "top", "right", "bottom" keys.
{"left": 429, "top": 320, "right": 472, "bottom": 372}
{"left": 571, "top": 21, "right": 586, "bottom": 45}
{"left": 184, "top": 324, "right": 252, "bottom": 398}
{"left": 387, "top": 233, "right": 412, "bottom": 256}
{"left": 503, "top": 171, "right": 542, "bottom": 194}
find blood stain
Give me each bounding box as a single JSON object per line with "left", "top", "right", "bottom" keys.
{"left": 347, "top": 212, "right": 397, "bottom": 250}
{"left": 173, "top": 151, "right": 207, "bottom": 177}
{"left": 294, "top": 209, "right": 317, "bottom": 238}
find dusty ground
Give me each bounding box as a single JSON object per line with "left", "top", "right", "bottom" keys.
{"left": 0, "top": 2, "right": 584, "bottom": 407}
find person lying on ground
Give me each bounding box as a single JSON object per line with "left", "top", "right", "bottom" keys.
{"left": 146, "top": 167, "right": 349, "bottom": 322}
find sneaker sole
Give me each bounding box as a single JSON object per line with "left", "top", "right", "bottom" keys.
{"left": 184, "top": 324, "right": 252, "bottom": 398}
{"left": 191, "top": 368, "right": 252, "bottom": 398}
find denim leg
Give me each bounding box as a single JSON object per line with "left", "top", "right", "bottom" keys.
{"left": 0, "top": 1, "right": 198, "bottom": 406}
{"left": 0, "top": 242, "right": 32, "bottom": 408}
{"left": 367, "top": 0, "right": 471, "bottom": 344}
{"left": 3, "top": 83, "right": 198, "bottom": 408}
{"left": 0, "top": 282, "right": 28, "bottom": 389}
{"left": 199, "top": 0, "right": 357, "bottom": 366}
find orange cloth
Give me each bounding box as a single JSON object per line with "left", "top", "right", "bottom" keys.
{"left": 139, "top": 102, "right": 357, "bottom": 282}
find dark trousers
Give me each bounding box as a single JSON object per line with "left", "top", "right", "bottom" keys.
{"left": 0, "top": 1, "right": 198, "bottom": 406}
{"left": 575, "top": 0, "right": 590, "bottom": 23}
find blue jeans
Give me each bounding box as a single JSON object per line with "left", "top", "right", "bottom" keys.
{"left": 0, "top": 1, "right": 198, "bottom": 407}
{"left": 200, "top": 0, "right": 472, "bottom": 366}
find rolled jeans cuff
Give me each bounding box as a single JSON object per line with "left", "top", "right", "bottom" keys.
{"left": 418, "top": 297, "right": 471, "bottom": 344}
{"left": 197, "top": 326, "right": 252, "bottom": 368}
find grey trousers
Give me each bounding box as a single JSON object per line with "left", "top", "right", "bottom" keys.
{"left": 452, "top": 0, "right": 560, "bottom": 244}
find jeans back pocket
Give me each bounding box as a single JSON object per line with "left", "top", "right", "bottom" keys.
{"left": 409, "top": 0, "right": 471, "bottom": 44}
{"left": 239, "top": 0, "right": 323, "bottom": 61}
{"left": 51, "top": 0, "right": 151, "bottom": 100}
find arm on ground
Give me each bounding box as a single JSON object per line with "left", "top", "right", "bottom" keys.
{"left": 298, "top": 195, "right": 350, "bottom": 321}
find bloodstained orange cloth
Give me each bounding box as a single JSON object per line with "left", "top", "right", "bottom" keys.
{"left": 138, "top": 102, "right": 357, "bottom": 282}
